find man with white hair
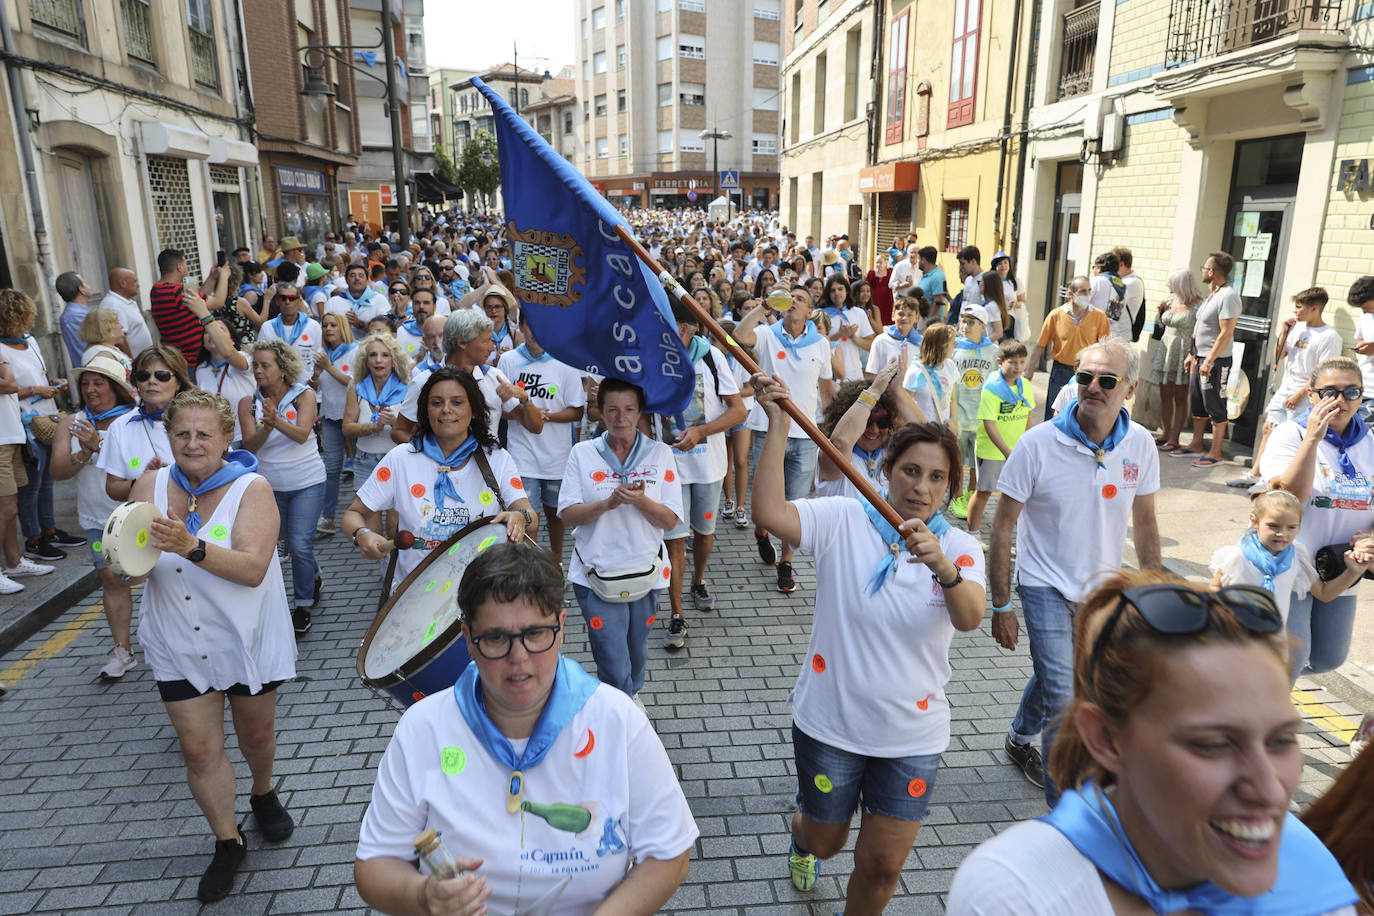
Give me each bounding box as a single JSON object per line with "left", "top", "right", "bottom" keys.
{"left": 987, "top": 338, "right": 1160, "bottom": 803}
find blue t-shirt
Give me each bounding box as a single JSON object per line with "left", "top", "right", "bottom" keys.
{"left": 917, "top": 266, "right": 948, "bottom": 304}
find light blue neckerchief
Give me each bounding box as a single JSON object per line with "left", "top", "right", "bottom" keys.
{"left": 886, "top": 325, "right": 922, "bottom": 346}
{"left": 134, "top": 405, "right": 166, "bottom": 426}
{"left": 269, "top": 313, "right": 307, "bottom": 346}
{"left": 417, "top": 433, "right": 480, "bottom": 511}
{"left": 984, "top": 370, "right": 1030, "bottom": 407}
{"left": 860, "top": 491, "right": 951, "bottom": 596}
{"left": 954, "top": 333, "right": 993, "bottom": 350}
{"left": 853, "top": 444, "right": 884, "bottom": 478}
{"left": 909, "top": 362, "right": 946, "bottom": 407}
{"left": 254, "top": 382, "right": 309, "bottom": 422}
{"left": 593, "top": 431, "right": 650, "bottom": 482}
{"left": 1294, "top": 408, "right": 1369, "bottom": 480}
{"left": 1051, "top": 402, "right": 1130, "bottom": 470}
{"left": 169, "top": 450, "right": 259, "bottom": 535}
{"left": 514, "top": 343, "right": 551, "bottom": 366}
{"left": 84, "top": 404, "right": 133, "bottom": 424}
{"left": 400, "top": 316, "right": 424, "bottom": 337}
{"left": 775, "top": 320, "right": 826, "bottom": 362}
{"left": 326, "top": 341, "right": 352, "bottom": 364}
{"left": 355, "top": 373, "right": 408, "bottom": 419}
{"left": 415, "top": 352, "right": 444, "bottom": 373}
{"left": 687, "top": 335, "right": 711, "bottom": 365}
{"left": 1240, "top": 530, "right": 1294, "bottom": 592}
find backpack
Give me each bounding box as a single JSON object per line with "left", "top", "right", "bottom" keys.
{"left": 1130, "top": 282, "right": 1148, "bottom": 342}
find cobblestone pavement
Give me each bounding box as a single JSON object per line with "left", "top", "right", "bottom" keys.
{"left": 0, "top": 482, "right": 1366, "bottom": 916}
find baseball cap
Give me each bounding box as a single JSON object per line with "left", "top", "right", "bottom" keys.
{"left": 959, "top": 303, "right": 989, "bottom": 325}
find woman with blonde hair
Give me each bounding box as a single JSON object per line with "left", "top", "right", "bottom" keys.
{"left": 1150, "top": 268, "right": 1204, "bottom": 450}
{"left": 343, "top": 332, "right": 410, "bottom": 484}
{"left": 312, "top": 312, "right": 356, "bottom": 536}
{"left": 77, "top": 308, "right": 132, "bottom": 369}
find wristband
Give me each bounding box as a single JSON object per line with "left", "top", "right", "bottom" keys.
{"left": 198, "top": 314, "right": 215, "bottom": 328}
{"left": 857, "top": 390, "right": 878, "bottom": 409}
{"left": 352, "top": 526, "right": 372, "bottom": 546}
{"left": 992, "top": 601, "right": 1013, "bottom": 613}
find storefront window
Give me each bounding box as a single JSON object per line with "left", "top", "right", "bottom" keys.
{"left": 274, "top": 166, "right": 334, "bottom": 249}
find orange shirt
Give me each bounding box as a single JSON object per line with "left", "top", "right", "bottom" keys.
{"left": 1037, "top": 306, "right": 1111, "bottom": 366}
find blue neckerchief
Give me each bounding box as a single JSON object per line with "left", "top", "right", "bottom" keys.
{"left": 1295, "top": 409, "right": 1369, "bottom": 480}
{"left": 853, "top": 444, "right": 884, "bottom": 478}
{"left": 886, "top": 325, "right": 922, "bottom": 346}
{"left": 1052, "top": 402, "right": 1130, "bottom": 470}
{"left": 169, "top": 450, "right": 258, "bottom": 535}
{"left": 776, "top": 320, "right": 825, "bottom": 362}
{"left": 302, "top": 284, "right": 328, "bottom": 307}
{"left": 240, "top": 282, "right": 265, "bottom": 296}
{"left": 400, "top": 316, "right": 424, "bottom": 337}
{"left": 452, "top": 655, "right": 600, "bottom": 773}
{"left": 339, "top": 286, "right": 377, "bottom": 308}
{"left": 326, "top": 341, "right": 352, "bottom": 364}
{"left": 205, "top": 357, "right": 229, "bottom": 371}
{"left": 860, "top": 491, "right": 951, "bottom": 596}
{"left": 0, "top": 335, "right": 28, "bottom": 344}
{"left": 417, "top": 433, "right": 480, "bottom": 512}
{"left": 820, "top": 305, "right": 846, "bottom": 326}
{"left": 269, "top": 313, "right": 307, "bottom": 346}
{"left": 447, "top": 278, "right": 470, "bottom": 300}
{"left": 954, "top": 333, "right": 993, "bottom": 350}
{"left": 593, "top": 431, "right": 650, "bottom": 481}
{"left": 355, "top": 373, "right": 408, "bottom": 420}
{"left": 985, "top": 370, "right": 1030, "bottom": 407}
{"left": 492, "top": 322, "right": 513, "bottom": 347}
{"left": 514, "top": 343, "right": 551, "bottom": 366}
{"left": 415, "top": 352, "right": 444, "bottom": 373}
{"left": 254, "top": 382, "right": 309, "bottom": 421}
{"left": 84, "top": 404, "right": 133, "bottom": 424}
{"left": 687, "top": 335, "right": 711, "bottom": 365}
{"left": 1240, "top": 530, "right": 1293, "bottom": 592}
{"left": 909, "top": 362, "right": 946, "bottom": 407}
{"left": 1042, "top": 783, "right": 1357, "bottom": 915}
{"left": 134, "top": 405, "right": 166, "bottom": 426}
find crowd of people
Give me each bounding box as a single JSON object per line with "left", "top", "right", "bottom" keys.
{"left": 0, "top": 202, "right": 1371, "bottom": 913}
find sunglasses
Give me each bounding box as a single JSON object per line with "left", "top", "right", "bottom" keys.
{"left": 390, "top": 288, "right": 410, "bottom": 296}
{"left": 1074, "top": 370, "right": 1124, "bottom": 390}
{"left": 277, "top": 294, "right": 299, "bottom": 302}
{"left": 866, "top": 414, "right": 893, "bottom": 430}
{"left": 1316, "top": 386, "right": 1362, "bottom": 402}
{"left": 133, "top": 369, "right": 173, "bottom": 383}
{"left": 1087, "top": 584, "right": 1282, "bottom": 683}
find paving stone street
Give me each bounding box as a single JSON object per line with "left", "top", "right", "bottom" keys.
{"left": 0, "top": 471, "right": 1367, "bottom": 915}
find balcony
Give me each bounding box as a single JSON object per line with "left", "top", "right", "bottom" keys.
{"left": 1056, "top": 1, "right": 1098, "bottom": 100}
{"left": 121, "top": 0, "right": 154, "bottom": 63}
{"left": 1165, "top": 0, "right": 1351, "bottom": 68}
{"left": 29, "top": 0, "right": 83, "bottom": 39}
{"left": 189, "top": 28, "right": 218, "bottom": 89}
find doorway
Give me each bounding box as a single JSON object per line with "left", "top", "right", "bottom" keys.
{"left": 55, "top": 151, "right": 110, "bottom": 301}
{"left": 1045, "top": 161, "right": 1083, "bottom": 318}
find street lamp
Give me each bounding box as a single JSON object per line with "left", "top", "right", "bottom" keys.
{"left": 699, "top": 126, "right": 732, "bottom": 207}
{"left": 300, "top": 0, "right": 410, "bottom": 244}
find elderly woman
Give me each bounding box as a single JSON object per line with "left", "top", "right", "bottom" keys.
{"left": 77, "top": 307, "right": 132, "bottom": 370}
{"left": 343, "top": 368, "right": 535, "bottom": 589}
{"left": 354, "top": 541, "right": 697, "bottom": 916}
{"left": 312, "top": 312, "right": 356, "bottom": 537}
{"left": 948, "top": 571, "right": 1360, "bottom": 914}
{"left": 48, "top": 353, "right": 137, "bottom": 679}
{"left": 1260, "top": 355, "right": 1374, "bottom": 679}
{"left": 129, "top": 389, "right": 296, "bottom": 904}
{"left": 100, "top": 345, "right": 193, "bottom": 501}
{"left": 237, "top": 338, "right": 326, "bottom": 636}
{"left": 343, "top": 333, "right": 411, "bottom": 484}
{"left": 1150, "top": 268, "right": 1204, "bottom": 451}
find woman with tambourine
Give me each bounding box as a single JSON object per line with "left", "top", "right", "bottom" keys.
{"left": 99, "top": 345, "right": 193, "bottom": 502}
{"left": 128, "top": 388, "right": 296, "bottom": 905}
{"left": 342, "top": 367, "right": 536, "bottom": 591}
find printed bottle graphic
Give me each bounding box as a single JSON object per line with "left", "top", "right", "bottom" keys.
{"left": 521, "top": 801, "right": 593, "bottom": 834}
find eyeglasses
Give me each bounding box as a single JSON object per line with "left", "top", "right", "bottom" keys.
{"left": 1087, "top": 584, "right": 1281, "bottom": 684}
{"left": 277, "top": 294, "right": 299, "bottom": 302}
{"left": 133, "top": 369, "right": 173, "bottom": 383}
{"left": 1315, "top": 386, "right": 1362, "bottom": 402}
{"left": 1073, "top": 370, "right": 1124, "bottom": 390}
{"left": 469, "top": 622, "right": 561, "bottom": 660}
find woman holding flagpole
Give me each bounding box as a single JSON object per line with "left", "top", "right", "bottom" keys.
{"left": 751, "top": 372, "right": 985, "bottom": 916}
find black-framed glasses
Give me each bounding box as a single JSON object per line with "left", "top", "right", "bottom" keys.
{"left": 469, "top": 622, "right": 561, "bottom": 660}
{"left": 1087, "top": 585, "right": 1281, "bottom": 683}
{"left": 389, "top": 287, "right": 410, "bottom": 296}
{"left": 1315, "top": 386, "right": 1362, "bottom": 402}
{"left": 133, "top": 369, "right": 173, "bottom": 383}
{"left": 1074, "top": 370, "right": 1123, "bottom": 390}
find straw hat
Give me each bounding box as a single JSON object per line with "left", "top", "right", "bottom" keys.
{"left": 279, "top": 236, "right": 305, "bottom": 252}
{"left": 73, "top": 351, "right": 134, "bottom": 401}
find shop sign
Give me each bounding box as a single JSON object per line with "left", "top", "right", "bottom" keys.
{"left": 1338, "top": 158, "right": 1372, "bottom": 192}
{"left": 276, "top": 166, "right": 327, "bottom": 194}
{"left": 349, "top": 190, "right": 382, "bottom": 234}
{"left": 858, "top": 162, "right": 919, "bottom": 194}
{"left": 632, "top": 181, "right": 646, "bottom": 190}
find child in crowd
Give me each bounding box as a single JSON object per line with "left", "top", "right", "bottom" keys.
{"left": 949, "top": 303, "right": 1000, "bottom": 518}
{"left": 968, "top": 339, "right": 1035, "bottom": 533}
{"left": 1210, "top": 488, "right": 1373, "bottom": 623}
{"left": 902, "top": 322, "right": 958, "bottom": 427}
{"left": 864, "top": 295, "right": 923, "bottom": 378}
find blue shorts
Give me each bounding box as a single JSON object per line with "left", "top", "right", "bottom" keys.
{"left": 523, "top": 477, "right": 562, "bottom": 512}
{"left": 666, "top": 479, "right": 724, "bottom": 539}
{"left": 792, "top": 724, "right": 941, "bottom": 823}
{"left": 86, "top": 526, "right": 106, "bottom": 571}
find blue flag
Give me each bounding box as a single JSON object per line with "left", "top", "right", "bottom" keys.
{"left": 471, "top": 77, "right": 693, "bottom": 416}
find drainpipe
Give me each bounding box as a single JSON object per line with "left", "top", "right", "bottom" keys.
{"left": 1010, "top": 0, "right": 1041, "bottom": 258}
{"left": 993, "top": 0, "right": 1027, "bottom": 250}
{"left": 226, "top": 0, "right": 266, "bottom": 246}
{"left": 864, "top": 0, "right": 886, "bottom": 259}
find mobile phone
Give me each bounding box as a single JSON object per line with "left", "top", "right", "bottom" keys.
{"left": 216, "top": 250, "right": 227, "bottom": 268}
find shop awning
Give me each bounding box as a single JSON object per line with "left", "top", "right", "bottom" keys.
{"left": 415, "top": 171, "right": 464, "bottom": 203}
{"left": 859, "top": 162, "right": 919, "bottom": 193}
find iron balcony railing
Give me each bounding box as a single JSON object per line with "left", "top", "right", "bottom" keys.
{"left": 121, "top": 0, "right": 154, "bottom": 63}
{"left": 1057, "top": 1, "right": 1099, "bottom": 100}
{"left": 189, "top": 27, "right": 218, "bottom": 88}
{"left": 1165, "top": 0, "right": 1352, "bottom": 68}
{"left": 29, "top": 0, "right": 83, "bottom": 37}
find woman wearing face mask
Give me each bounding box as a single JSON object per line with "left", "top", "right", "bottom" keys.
{"left": 752, "top": 373, "right": 985, "bottom": 916}
{"left": 947, "top": 570, "right": 1359, "bottom": 915}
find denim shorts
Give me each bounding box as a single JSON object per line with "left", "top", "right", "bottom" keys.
{"left": 666, "top": 479, "right": 725, "bottom": 539}
{"left": 792, "top": 724, "right": 942, "bottom": 823}
{"left": 523, "top": 476, "right": 562, "bottom": 512}
{"left": 85, "top": 526, "right": 106, "bottom": 571}
{"left": 749, "top": 435, "right": 819, "bottom": 502}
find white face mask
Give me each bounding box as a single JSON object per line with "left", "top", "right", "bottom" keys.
{"left": 1074, "top": 295, "right": 1092, "bottom": 308}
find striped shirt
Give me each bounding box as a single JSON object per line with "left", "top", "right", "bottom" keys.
{"left": 149, "top": 282, "right": 201, "bottom": 370}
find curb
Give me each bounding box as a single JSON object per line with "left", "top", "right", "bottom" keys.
{"left": 0, "top": 568, "right": 99, "bottom": 658}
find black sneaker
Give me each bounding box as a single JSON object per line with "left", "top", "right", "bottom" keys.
{"left": 663, "top": 615, "right": 687, "bottom": 650}
{"left": 777, "top": 561, "right": 796, "bottom": 594}
{"left": 24, "top": 538, "right": 65, "bottom": 562}
{"left": 250, "top": 789, "right": 295, "bottom": 842}
{"left": 756, "top": 535, "right": 776, "bottom": 565}
{"left": 292, "top": 608, "right": 311, "bottom": 636}
{"left": 312, "top": 574, "right": 323, "bottom": 607}
{"left": 47, "top": 528, "right": 87, "bottom": 548}
{"left": 1004, "top": 735, "right": 1045, "bottom": 788}
{"left": 691, "top": 581, "right": 714, "bottom": 610}
{"left": 196, "top": 835, "right": 246, "bottom": 902}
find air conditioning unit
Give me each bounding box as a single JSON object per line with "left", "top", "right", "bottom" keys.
{"left": 1082, "top": 96, "right": 1107, "bottom": 141}
{"left": 1101, "top": 111, "right": 1124, "bottom": 154}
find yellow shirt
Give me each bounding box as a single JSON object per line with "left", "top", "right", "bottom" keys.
{"left": 1037, "top": 306, "right": 1110, "bottom": 367}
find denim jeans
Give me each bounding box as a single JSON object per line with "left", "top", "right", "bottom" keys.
{"left": 17, "top": 440, "right": 54, "bottom": 539}
{"left": 319, "top": 418, "right": 346, "bottom": 521}
{"left": 573, "top": 584, "right": 658, "bottom": 696}
{"left": 1008, "top": 584, "right": 1077, "bottom": 805}
{"left": 1044, "top": 362, "right": 1076, "bottom": 421}
{"left": 274, "top": 482, "right": 325, "bottom": 606}
{"left": 1286, "top": 591, "right": 1358, "bottom": 679}
{"left": 748, "top": 435, "right": 820, "bottom": 501}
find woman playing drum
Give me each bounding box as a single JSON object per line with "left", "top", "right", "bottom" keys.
{"left": 99, "top": 345, "right": 193, "bottom": 501}
{"left": 129, "top": 389, "right": 297, "bottom": 904}
{"left": 354, "top": 541, "right": 697, "bottom": 916}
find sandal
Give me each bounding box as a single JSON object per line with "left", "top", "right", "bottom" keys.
{"left": 1192, "top": 457, "right": 1221, "bottom": 468}
{"left": 1168, "top": 447, "right": 1200, "bottom": 458}
{"left": 1158, "top": 441, "right": 1179, "bottom": 451}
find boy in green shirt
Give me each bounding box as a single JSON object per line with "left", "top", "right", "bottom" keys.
{"left": 968, "top": 339, "right": 1035, "bottom": 532}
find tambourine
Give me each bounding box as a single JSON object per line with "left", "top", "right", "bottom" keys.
{"left": 101, "top": 501, "right": 161, "bottom": 578}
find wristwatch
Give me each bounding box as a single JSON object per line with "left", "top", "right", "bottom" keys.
{"left": 186, "top": 539, "right": 207, "bottom": 563}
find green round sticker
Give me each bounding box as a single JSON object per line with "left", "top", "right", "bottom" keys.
{"left": 209, "top": 524, "right": 229, "bottom": 541}
{"left": 548, "top": 384, "right": 558, "bottom": 396}
{"left": 448, "top": 542, "right": 461, "bottom": 555}
{"left": 128, "top": 457, "right": 141, "bottom": 469}
{"left": 423, "top": 620, "right": 438, "bottom": 643}
{"left": 478, "top": 490, "right": 495, "bottom": 506}
{"left": 813, "top": 774, "right": 833, "bottom": 793}
{"left": 440, "top": 746, "right": 467, "bottom": 775}
{"left": 478, "top": 535, "right": 498, "bottom": 552}
{"left": 425, "top": 579, "right": 437, "bottom": 592}
{"left": 92, "top": 541, "right": 103, "bottom": 553}
{"left": 135, "top": 529, "right": 149, "bottom": 547}
{"left": 439, "top": 580, "right": 452, "bottom": 594}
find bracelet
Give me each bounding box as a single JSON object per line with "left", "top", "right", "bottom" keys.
{"left": 352, "top": 526, "right": 372, "bottom": 546}
{"left": 857, "top": 390, "right": 878, "bottom": 409}
{"left": 935, "top": 567, "right": 964, "bottom": 589}
{"left": 991, "top": 601, "right": 1013, "bottom": 613}
{"left": 198, "top": 314, "right": 215, "bottom": 327}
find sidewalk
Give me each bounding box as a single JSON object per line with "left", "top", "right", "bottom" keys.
{"left": 0, "top": 479, "right": 97, "bottom": 658}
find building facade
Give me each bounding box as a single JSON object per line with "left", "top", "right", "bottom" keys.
{"left": 573, "top": 0, "right": 781, "bottom": 210}
{"left": 451, "top": 63, "right": 549, "bottom": 154}
{"left": 428, "top": 66, "right": 475, "bottom": 162}
{"left": 525, "top": 74, "right": 579, "bottom": 163}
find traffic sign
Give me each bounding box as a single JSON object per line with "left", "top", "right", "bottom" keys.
{"left": 687, "top": 190, "right": 698, "bottom": 202}
{"left": 720, "top": 169, "right": 739, "bottom": 189}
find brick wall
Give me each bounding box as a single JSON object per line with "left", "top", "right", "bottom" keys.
{"left": 1314, "top": 77, "right": 1374, "bottom": 322}
{"left": 1108, "top": 0, "right": 1171, "bottom": 86}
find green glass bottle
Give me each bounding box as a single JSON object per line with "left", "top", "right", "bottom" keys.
{"left": 520, "top": 801, "right": 592, "bottom": 834}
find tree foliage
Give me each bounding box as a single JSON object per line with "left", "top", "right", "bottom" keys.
{"left": 434, "top": 147, "right": 460, "bottom": 186}
{"left": 456, "top": 129, "right": 501, "bottom": 208}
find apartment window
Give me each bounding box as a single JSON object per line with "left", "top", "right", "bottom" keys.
{"left": 944, "top": 200, "right": 970, "bottom": 252}
{"left": 752, "top": 134, "right": 777, "bottom": 155}
{"left": 656, "top": 35, "right": 672, "bottom": 60}
{"left": 583, "top": 60, "right": 590, "bottom": 80}
{"left": 680, "top": 0, "right": 705, "bottom": 10}
{"left": 617, "top": 88, "right": 626, "bottom": 112}
{"left": 752, "top": 40, "right": 779, "bottom": 66}
{"left": 584, "top": 100, "right": 590, "bottom": 121}
{"left": 817, "top": 0, "right": 830, "bottom": 22}
{"left": 679, "top": 35, "right": 705, "bottom": 59}
{"left": 658, "top": 82, "right": 672, "bottom": 106}
{"left": 619, "top": 134, "right": 628, "bottom": 155}
{"left": 597, "top": 137, "right": 608, "bottom": 158}
{"left": 616, "top": 0, "right": 624, "bottom": 19}
{"left": 753, "top": 87, "right": 779, "bottom": 111}
{"left": 843, "top": 25, "right": 861, "bottom": 122}
{"left": 30, "top": 0, "right": 85, "bottom": 40}
{"left": 563, "top": 111, "right": 573, "bottom": 133}
{"left": 812, "top": 52, "right": 827, "bottom": 134}
{"left": 592, "top": 5, "right": 605, "bottom": 29}
{"left": 789, "top": 71, "right": 801, "bottom": 144}
{"left": 886, "top": 9, "right": 909, "bottom": 143}
{"left": 679, "top": 82, "right": 705, "bottom": 106}
{"left": 593, "top": 51, "right": 607, "bottom": 74}
{"left": 754, "top": 0, "right": 780, "bottom": 20}
{"left": 658, "top": 130, "right": 674, "bottom": 153}
{"left": 582, "top": 17, "right": 589, "bottom": 38}
{"left": 122, "top": 0, "right": 155, "bottom": 63}
{"left": 186, "top": 0, "right": 218, "bottom": 88}
{"left": 948, "top": 0, "right": 980, "bottom": 128}
{"left": 680, "top": 135, "right": 704, "bottom": 152}
{"left": 595, "top": 93, "right": 608, "bottom": 116}
{"left": 616, "top": 44, "right": 625, "bottom": 68}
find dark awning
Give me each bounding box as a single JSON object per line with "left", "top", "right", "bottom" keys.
{"left": 415, "top": 171, "right": 464, "bottom": 203}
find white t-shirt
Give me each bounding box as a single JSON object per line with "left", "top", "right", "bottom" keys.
{"left": 6, "top": 337, "right": 56, "bottom": 417}
{"left": 351, "top": 379, "right": 407, "bottom": 455}
{"left": 1121, "top": 272, "right": 1144, "bottom": 334}
{"left": 247, "top": 391, "right": 327, "bottom": 491}
{"left": 196, "top": 357, "right": 257, "bottom": 441}
{"left": 1052, "top": 379, "right": 1079, "bottom": 415}
{"left": 903, "top": 359, "right": 959, "bottom": 426}
{"left": 0, "top": 390, "right": 22, "bottom": 445}
{"left": 1356, "top": 311, "right": 1374, "bottom": 398}
{"left": 814, "top": 448, "right": 887, "bottom": 500}
{"left": 825, "top": 305, "right": 871, "bottom": 382}
{"left": 725, "top": 354, "right": 754, "bottom": 414}
{"left": 400, "top": 364, "right": 519, "bottom": 437}
{"left": 1273, "top": 322, "right": 1342, "bottom": 399}
{"left": 866, "top": 329, "right": 918, "bottom": 375}
{"left": 97, "top": 411, "right": 172, "bottom": 481}
{"left": 496, "top": 350, "right": 586, "bottom": 482}
{"left": 1210, "top": 541, "right": 1316, "bottom": 623}
{"left": 888, "top": 259, "right": 918, "bottom": 295}
{"left": 355, "top": 679, "right": 699, "bottom": 916}
{"left": 395, "top": 325, "right": 425, "bottom": 364}
{"left": 1259, "top": 420, "right": 1374, "bottom": 596}
{"left": 356, "top": 443, "right": 526, "bottom": 583}
{"left": 325, "top": 290, "right": 387, "bottom": 325}
{"left": 998, "top": 419, "right": 1160, "bottom": 602}
{"left": 951, "top": 343, "right": 999, "bottom": 428}
{"left": 558, "top": 437, "right": 683, "bottom": 591}
{"left": 71, "top": 422, "right": 120, "bottom": 530}
{"left": 793, "top": 497, "right": 985, "bottom": 757}
{"left": 315, "top": 344, "right": 357, "bottom": 421}
{"left": 746, "top": 323, "right": 833, "bottom": 438}
{"left": 657, "top": 346, "right": 741, "bottom": 484}
{"left": 100, "top": 290, "right": 156, "bottom": 356}
{"left": 256, "top": 315, "right": 323, "bottom": 375}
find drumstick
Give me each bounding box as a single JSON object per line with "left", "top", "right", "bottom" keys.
{"left": 377, "top": 530, "right": 416, "bottom": 554}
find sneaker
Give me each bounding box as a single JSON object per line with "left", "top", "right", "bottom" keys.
{"left": 787, "top": 838, "right": 820, "bottom": 891}
{"left": 249, "top": 789, "right": 295, "bottom": 842}
{"left": 777, "top": 561, "right": 796, "bottom": 594}
{"left": 196, "top": 835, "right": 246, "bottom": 903}
{"left": 1004, "top": 735, "right": 1045, "bottom": 788}
{"left": 23, "top": 539, "right": 64, "bottom": 561}
{"left": 949, "top": 490, "right": 971, "bottom": 520}
{"left": 756, "top": 535, "right": 776, "bottom": 565}
{"left": 315, "top": 518, "right": 337, "bottom": 538}
{"left": 722, "top": 497, "right": 735, "bottom": 516}
{"left": 5, "top": 557, "right": 53, "bottom": 578}
{"left": 292, "top": 608, "right": 311, "bottom": 636}
{"left": 47, "top": 528, "right": 87, "bottom": 548}
{"left": 691, "top": 581, "right": 714, "bottom": 610}
{"left": 98, "top": 646, "right": 137, "bottom": 680}
{"left": 342, "top": 457, "right": 355, "bottom": 478}
{"left": 663, "top": 615, "right": 687, "bottom": 650}
{"left": 1226, "top": 473, "right": 1261, "bottom": 489}
{"left": 734, "top": 506, "right": 748, "bottom": 529}
{"left": 0, "top": 573, "right": 21, "bottom": 595}
{"left": 0, "top": 682, "right": 7, "bottom": 697}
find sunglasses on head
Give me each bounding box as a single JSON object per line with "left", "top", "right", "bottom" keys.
{"left": 1074, "top": 370, "right": 1123, "bottom": 390}
{"left": 1316, "top": 386, "right": 1362, "bottom": 402}
{"left": 134, "top": 369, "right": 173, "bottom": 383}
{"left": 1087, "top": 584, "right": 1282, "bottom": 683}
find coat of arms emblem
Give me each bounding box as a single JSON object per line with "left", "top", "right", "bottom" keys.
{"left": 507, "top": 222, "right": 588, "bottom": 308}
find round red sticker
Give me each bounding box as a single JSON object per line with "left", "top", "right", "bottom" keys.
{"left": 661, "top": 566, "right": 671, "bottom": 579}
{"left": 645, "top": 615, "right": 656, "bottom": 627}
{"left": 592, "top": 471, "right": 607, "bottom": 482}
{"left": 665, "top": 470, "right": 675, "bottom": 482}
{"left": 777, "top": 350, "right": 786, "bottom": 360}
{"left": 376, "top": 467, "right": 392, "bottom": 482}
{"left": 341, "top": 364, "right": 349, "bottom": 372}
{"left": 955, "top": 554, "right": 975, "bottom": 568}
{"left": 703, "top": 511, "right": 714, "bottom": 520}
{"left": 301, "top": 334, "right": 310, "bottom": 342}
{"left": 811, "top": 654, "right": 826, "bottom": 673}
{"left": 589, "top": 616, "right": 604, "bottom": 630}
{"left": 1102, "top": 484, "right": 1117, "bottom": 499}
{"left": 285, "top": 410, "right": 297, "bottom": 422}
{"left": 907, "top": 778, "right": 927, "bottom": 798}
{"left": 511, "top": 477, "right": 524, "bottom": 489}
{"left": 410, "top": 483, "right": 426, "bottom": 498}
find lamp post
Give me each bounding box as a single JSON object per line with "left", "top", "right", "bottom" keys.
{"left": 699, "top": 125, "right": 731, "bottom": 208}
{"left": 512, "top": 43, "right": 553, "bottom": 118}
